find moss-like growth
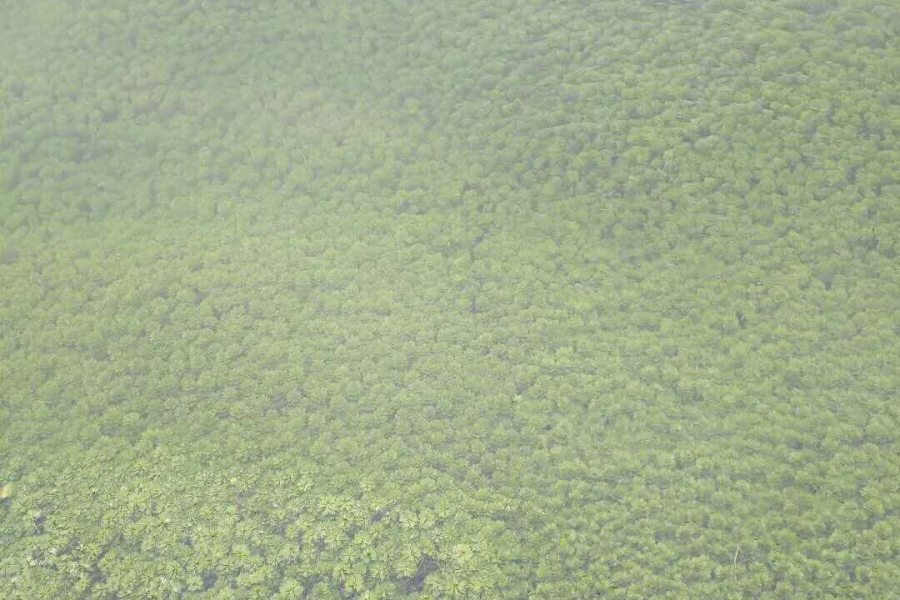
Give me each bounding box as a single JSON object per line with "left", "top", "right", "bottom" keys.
{"left": 1, "top": 0, "right": 899, "bottom": 598}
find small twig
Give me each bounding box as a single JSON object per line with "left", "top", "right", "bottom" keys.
{"left": 733, "top": 545, "right": 740, "bottom": 582}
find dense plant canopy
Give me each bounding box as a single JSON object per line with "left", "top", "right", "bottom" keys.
{"left": 1, "top": 0, "right": 899, "bottom": 598}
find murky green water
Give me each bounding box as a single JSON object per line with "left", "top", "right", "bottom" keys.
{"left": 2, "top": 1, "right": 898, "bottom": 598}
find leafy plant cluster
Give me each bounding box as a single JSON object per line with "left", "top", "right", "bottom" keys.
{"left": 2, "top": 0, "right": 899, "bottom": 598}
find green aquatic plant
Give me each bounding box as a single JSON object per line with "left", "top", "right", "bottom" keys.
{"left": 1, "top": 0, "right": 899, "bottom": 597}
